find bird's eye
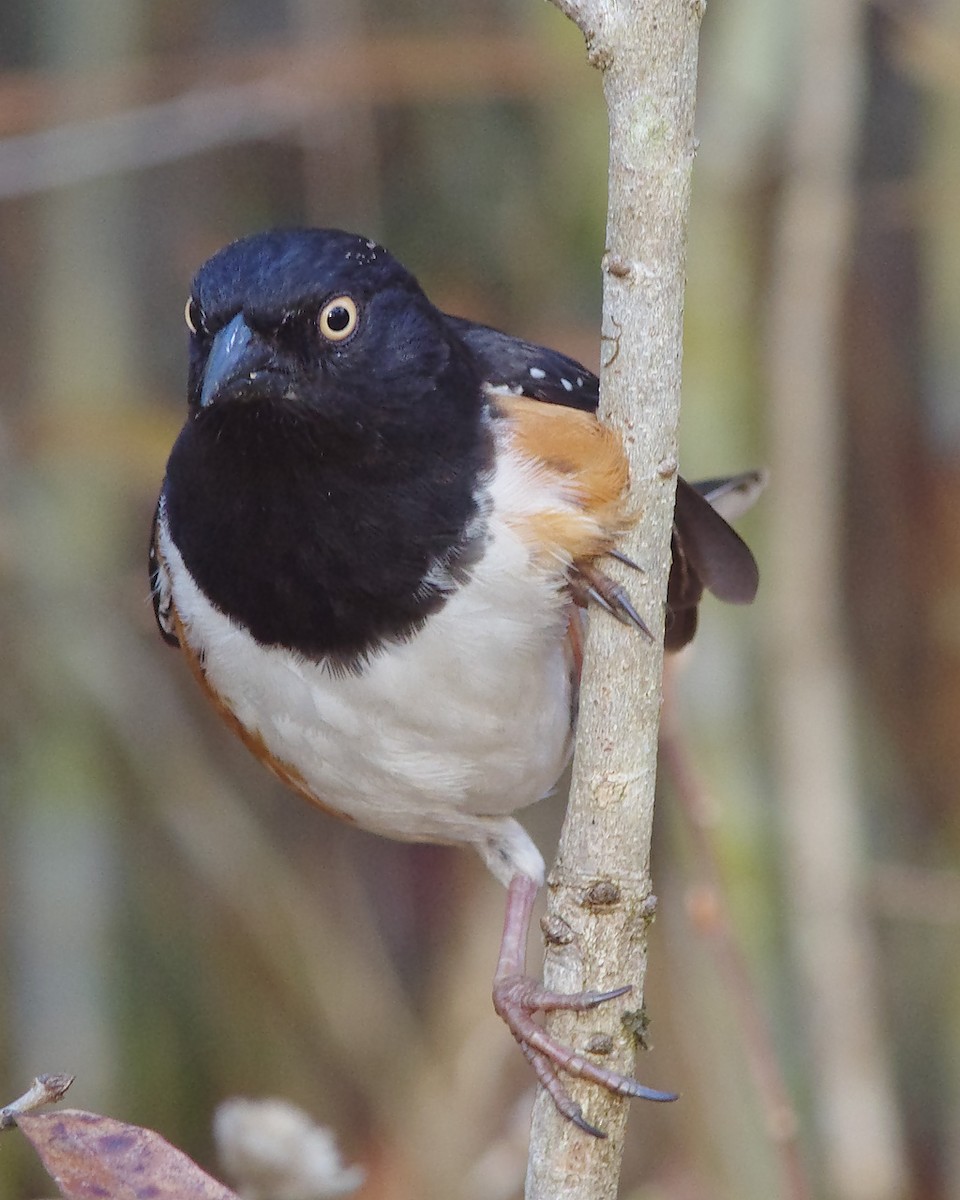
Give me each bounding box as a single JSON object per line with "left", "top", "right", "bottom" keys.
{"left": 184, "top": 297, "right": 204, "bottom": 335}
{"left": 318, "top": 296, "right": 359, "bottom": 342}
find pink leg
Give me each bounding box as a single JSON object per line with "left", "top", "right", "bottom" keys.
{"left": 492, "top": 874, "right": 676, "bottom": 1137}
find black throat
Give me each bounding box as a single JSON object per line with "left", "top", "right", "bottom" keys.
{"left": 163, "top": 392, "right": 491, "bottom": 668}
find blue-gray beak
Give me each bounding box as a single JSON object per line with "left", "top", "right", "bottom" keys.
{"left": 199, "top": 313, "right": 254, "bottom": 409}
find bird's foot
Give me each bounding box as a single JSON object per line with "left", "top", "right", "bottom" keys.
{"left": 493, "top": 875, "right": 677, "bottom": 1137}
{"left": 492, "top": 973, "right": 676, "bottom": 1137}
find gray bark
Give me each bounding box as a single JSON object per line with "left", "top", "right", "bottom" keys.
{"left": 526, "top": 3, "right": 703, "bottom": 1197}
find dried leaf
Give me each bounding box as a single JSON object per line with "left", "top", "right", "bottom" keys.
{"left": 16, "top": 1108, "right": 240, "bottom": 1200}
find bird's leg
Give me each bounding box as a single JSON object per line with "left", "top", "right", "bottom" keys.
{"left": 491, "top": 873, "right": 676, "bottom": 1137}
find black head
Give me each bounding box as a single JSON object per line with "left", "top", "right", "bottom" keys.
{"left": 185, "top": 228, "right": 477, "bottom": 438}
{"left": 162, "top": 229, "right": 491, "bottom": 665}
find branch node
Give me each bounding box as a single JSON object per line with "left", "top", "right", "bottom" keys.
{"left": 584, "top": 1033, "right": 615, "bottom": 1055}
{"left": 638, "top": 892, "right": 659, "bottom": 921}
{"left": 603, "top": 253, "right": 633, "bottom": 279}
{"left": 621, "top": 1008, "right": 652, "bottom": 1050}
{"left": 541, "top": 913, "right": 576, "bottom": 945}
{"left": 582, "top": 880, "right": 622, "bottom": 908}
{"left": 585, "top": 39, "right": 612, "bottom": 71}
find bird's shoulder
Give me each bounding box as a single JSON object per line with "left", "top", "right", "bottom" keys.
{"left": 446, "top": 316, "right": 632, "bottom": 567}
{"left": 445, "top": 314, "right": 600, "bottom": 413}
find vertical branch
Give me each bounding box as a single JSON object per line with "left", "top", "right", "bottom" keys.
{"left": 764, "top": 2, "right": 909, "bottom": 1198}
{"left": 526, "top": 3, "right": 703, "bottom": 1198}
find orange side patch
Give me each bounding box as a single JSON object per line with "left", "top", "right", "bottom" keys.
{"left": 492, "top": 393, "right": 636, "bottom": 565}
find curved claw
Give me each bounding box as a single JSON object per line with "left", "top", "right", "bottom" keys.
{"left": 570, "top": 1109, "right": 607, "bottom": 1139}
{"left": 579, "top": 984, "right": 633, "bottom": 1009}
{"left": 519, "top": 1040, "right": 607, "bottom": 1138}
{"left": 604, "top": 585, "right": 654, "bottom": 639}
{"left": 608, "top": 548, "right": 644, "bottom": 573}
{"left": 500, "top": 978, "right": 633, "bottom": 1015}
{"left": 574, "top": 563, "right": 654, "bottom": 640}
{"left": 631, "top": 1084, "right": 679, "bottom": 1103}
{"left": 494, "top": 973, "right": 677, "bottom": 1134}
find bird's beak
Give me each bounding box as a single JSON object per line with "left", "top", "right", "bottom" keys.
{"left": 199, "top": 313, "right": 281, "bottom": 409}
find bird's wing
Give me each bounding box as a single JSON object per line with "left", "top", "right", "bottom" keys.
{"left": 448, "top": 314, "right": 760, "bottom": 650}
{"left": 445, "top": 314, "right": 600, "bottom": 413}
{"left": 149, "top": 496, "right": 181, "bottom": 647}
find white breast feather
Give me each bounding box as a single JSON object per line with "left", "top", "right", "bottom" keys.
{"left": 157, "top": 439, "right": 581, "bottom": 885}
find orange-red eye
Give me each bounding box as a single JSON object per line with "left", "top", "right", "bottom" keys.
{"left": 318, "top": 296, "right": 359, "bottom": 342}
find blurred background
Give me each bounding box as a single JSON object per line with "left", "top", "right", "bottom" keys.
{"left": 0, "top": 1, "right": 956, "bottom": 1198}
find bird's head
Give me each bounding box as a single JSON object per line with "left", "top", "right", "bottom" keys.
{"left": 183, "top": 228, "right": 481, "bottom": 454}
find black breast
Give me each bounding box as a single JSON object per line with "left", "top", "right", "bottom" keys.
{"left": 162, "top": 384, "right": 491, "bottom": 668}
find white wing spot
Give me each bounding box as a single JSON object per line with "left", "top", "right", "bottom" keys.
{"left": 529, "top": 367, "right": 546, "bottom": 380}
{"left": 561, "top": 378, "right": 574, "bottom": 392}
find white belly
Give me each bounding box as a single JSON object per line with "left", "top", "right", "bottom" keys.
{"left": 157, "top": 450, "right": 576, "bottom": 880}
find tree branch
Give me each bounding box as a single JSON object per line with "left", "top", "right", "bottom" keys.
{"left": 0, "top": 1074, "right": 74, "bottom": 1131}
{"left": 526, "top": 2, "right": 703, "bottom": 1197}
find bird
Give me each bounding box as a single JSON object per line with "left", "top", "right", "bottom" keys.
{"left": 150, "top": 228, "right": 760, "bottom": 1137}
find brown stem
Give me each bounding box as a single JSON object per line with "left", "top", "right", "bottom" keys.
{"left": 0, "top": 1074, "right": 75, "bottom": 1132}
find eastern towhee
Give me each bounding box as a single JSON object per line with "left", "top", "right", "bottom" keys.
{"left": 150, "top": 228, "right": 759, "bottom": 1136}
